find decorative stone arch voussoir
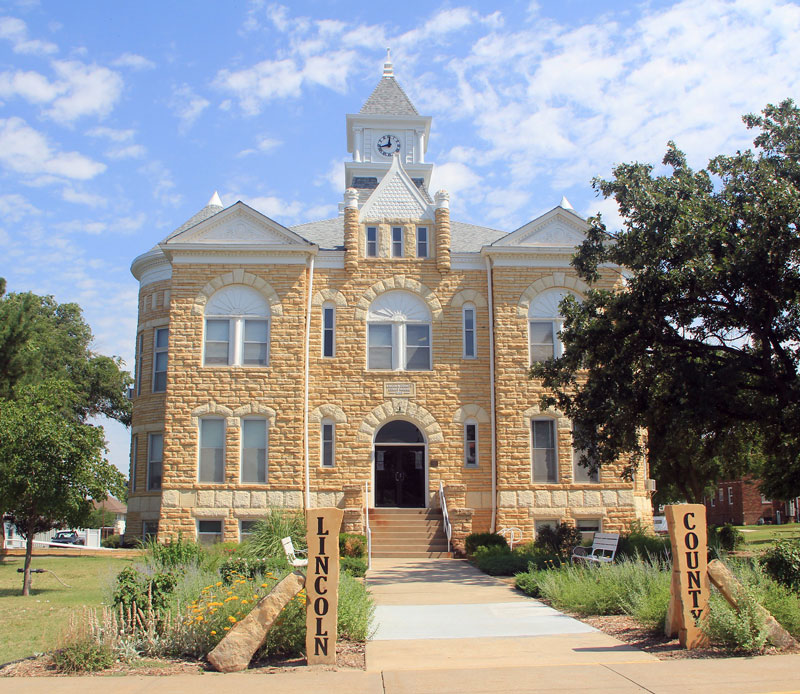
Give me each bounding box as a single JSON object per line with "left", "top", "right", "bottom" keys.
{"left": 450, "top": 289, "right": 488, "bottom": 309}
{"left": 523, "top": 404, "right": 571, "bottom": 431}
{"left": 192, "top": 402, "right": 236, "bottom": 427}
{"left": 516, "top": 273, "right": 591, "bottom": 317}
{"left": 311, "top": 288, "right": 347, "bottom": 308}
{"left": 354, "top": 276, "right": 443, "bottom": 321}
{"left": 309, "top": 404, "right": 347, "bottom": 424}
{"left": 232, "top": 403, "right": 277, "bottom": 425}
{"left": 357, "top": 400, "right": 443, "bottom": 444}
{"left": 452, "top": 404, "right": 490, "bottom": 424}
{"left": 191, "top": 270, "right": 283, "bottom": 316}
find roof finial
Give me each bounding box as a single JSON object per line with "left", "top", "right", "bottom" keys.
{"left": 559, "top": 195, "right": 574, "bottom": 210}
{"left": 207, "top": 191, "right": 223, "bottom": 208}
{"left": 383, "top": 48, "right": 393, "bottom": 78}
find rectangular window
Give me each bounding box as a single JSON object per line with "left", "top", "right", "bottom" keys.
{"left": 197, "top": 520, "right": 223, "bottom": 545}
{"left": 130, "top": 435, "right": 138, "bottom": 492}
{"left": 322, "top": 306, "right": 335, "bottom": 357}
{"left": 152, "top": 328, "right": 168, "bottom": 392}
{"left": 405, "top": 324, "right": 431, "bottom": 370}
{"left": 136, "top": 333, "right": 144, "bottom": 396}
{"left": 464, "top": 422, "right": 478, "bottom": 467}
{"left": 366, "top": 227, "right": 378, "bottom": 257}
{"left": 242, "top": 319, "right": 268, "bottom": 365}
{"left": 392, "top": 226, "right": 403, "bottom": 257}
{"left": 241, "top": 419, "right": 267, "bottom": 483}
{"left": 240, "top": 520, "right": 259, "bottom": 541}
{"left": 534, "top": 519, "right": 556, "bottom": 538}
{"left": 576, "top": 518, "right": 601, "bottom": 543}
{"left": 719, "top": 488, "right": 724, "bottom": 501}
{"left": 710, "top": 495, "right": 715, "bottom": 507}
{"left": 530, "top": 321, "right": 556, "bottom": 363}
{"left": 572, "top": 422, "right": 599, "bottom": 483}
{"left": 463, "top": 306, "right": 476, "bottom": 358}
{"left": 416, "top": 227, "right": 428, "bottom": 258}
{"left": 532, "top": 419, "right": 557, "bottom": 482}
{"left": 368, "top": 324, "right": 393, "bottom": 369}
{"left": 142, "top": 520, "right": 158, "bottom": 540}
{"left": 728, "top": 486, "right": 733, "bottom": 505}
{"left": 147, "top": 433, "right": 163, "bottom": 491}
{"left": 321, "top": 422, "right": 335, "bottom": 467}
{"left": 199, "top": 418, "right": 225, "bottom": 483}
{"left": 205, "top": 319, "right": 230, "bottom": 365}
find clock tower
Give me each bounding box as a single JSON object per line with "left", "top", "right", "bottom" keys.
{"left": 345, "top": 50, "right": 433, "bottom": 197}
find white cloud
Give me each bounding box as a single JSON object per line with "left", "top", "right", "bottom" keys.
{"left": 0, "top": 69, "right": 60, "bottom": 102}
{"left": 86, "top": 126, "right": 145, "bottom": 158}
{"left": 106, "top": 144, "right": 146, "bottom": 159}
{"left": 87, "top": 126, "right": 135, "bottom": 142}
{"left": 112, "top": 53, "right": 155, "bottom": 70}
{"left": 61, "top": 186, "right": 107, "bottom": 207}
{"left": 237, "top": 135, "right": 281, "bottom": 157}
{"left": 243, "top": 195, "right": 304, "bottom": 220}
{"left": 0, "top": 117, "right": 106, "bottom": 179}
{"left": 140, "top": 160, "right": 182, "bottom": 207}
{"left": 430, "top": 161, "right": 481, "bottom": 198}
{"left": 0, "top": 193, "right": 40, "bottom": 222}
{"left": 170, "top": 84, "right": 210, "bottom": 132}
{"left": 0, "top": 16, "right": 57, "bottom": 55}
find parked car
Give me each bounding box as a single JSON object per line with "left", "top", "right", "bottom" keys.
{"left": 52, "top": 530, "right": 85, "bottom": 546}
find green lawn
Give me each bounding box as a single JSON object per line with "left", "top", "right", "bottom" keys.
{"left": 0, "top": 555, "right": 134, "bottom": 665}
{"left": 737, "top": 523, "right": 800, "bottom": 547}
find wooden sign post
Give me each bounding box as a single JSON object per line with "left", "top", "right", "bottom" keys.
{"left": 664, "top": 504, "right": 710, "bottom": 649}
{"left": 305, "top": 507, "right": 343, "bottom": 665}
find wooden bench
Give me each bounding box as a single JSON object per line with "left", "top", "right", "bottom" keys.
{"left": 281, "top": 536, "right": 308, "bottom": 568}
{"left": 571, "top": 532, "right": 619, "bottom": 565}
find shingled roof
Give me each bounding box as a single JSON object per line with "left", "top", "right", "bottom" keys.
{"left": 360, "top": 76, "right": 419, "bottom": 116}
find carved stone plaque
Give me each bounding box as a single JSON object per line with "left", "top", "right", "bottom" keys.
{"left": 384, "top": 382, "right": 415, "bottom": 398}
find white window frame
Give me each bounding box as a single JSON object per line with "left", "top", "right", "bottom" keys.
{"left": 462, "top": 303, "right": 477, "bottom": 359}
{"left": 147, "top": 433, "right": 163, "bottom": 491}
{"left": 322, "top": 303, "right": 335, "bottom": 358}
{"left": 464, "top": 419, "right": 478, "bottom": 468}
{"left": 142, "top": 520, "right": 158, "bottom": 540}
{"left": 710, "top": 495, "right": 715, "bottom": 507}
{"left": 719, "top": 487, "right": 724, "bottom": 501}
{"left": 576, "top": 517, "right": 602, "bottom": 543}
{"left": 528, "top": 289, "right": 580, "bottom": 365}
{"left": 130, "top": 434, "right": 138, "bottom": 493}
{"left": 728, "top": 486, "right": 733, "bottom": 504}
{"left": 366, "top": 226, "right": 378, "bottom": 257}
{"left": 531, "top": 418, "right": 558, "bottom": 483}
{"left": 239, "top": 519, "right": 259, "bottom": 541}
{"left": 240, "top": 417, "right": 268, "bottom": 484}
{"left": 197, "top": 519, "right": 223, "bottom": 545}
{"left": 416, "top": 226, "right": 428, "bottom": 258}
{"left": 321, "top": 419, "right": 335, "bottom": 468}
{"left": 135, "top": 332, "right": 144, "bottom": 396}
{"left": 529, "top": 320, "right": 560, "bottom": 364}
{"left": 204, "top": 318, "right": 269, "bottom": 367}
{"left": 152, "top": 327, "right": 168, "bottom": 393}
{"left": 572, "top": 422, "right": 599, "bottom": 483}
{"left": 391, "top": 226, "right": 403, "bottom": 257}
{"left": 203, "top": 286, "right": 271, "bottom": 367}
{"left": 368, "top": 322, "right": 431, "bottom": 371}
{"left": 199, "top": 417, "right": 225, "bottom": 483}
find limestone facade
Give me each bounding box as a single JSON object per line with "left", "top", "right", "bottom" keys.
{"left": 126, "top": 61, "right": 654, "bottom": 547}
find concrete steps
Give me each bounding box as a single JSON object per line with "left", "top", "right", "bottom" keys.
{"left": 368, "top": 508, "right": 451, "bottom": 558}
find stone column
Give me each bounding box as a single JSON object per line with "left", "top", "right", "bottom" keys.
{"left": 342, "top": 483, "right": 363, "bottom": 533}
{"left": 343, "top": 188, "right": 359, "bottom": 274}
{"left": 448, "top": 508, "right": 474, "bottom": 557}
{"left": 435, "top": 190, "right": 451, "bottom": 273}
{"left": 444, "top": 483, "right": 466, "bottom": 509}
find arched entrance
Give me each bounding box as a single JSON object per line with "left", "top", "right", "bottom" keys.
{"left": 374, "top": 420, "right": 426, "bottom": 508}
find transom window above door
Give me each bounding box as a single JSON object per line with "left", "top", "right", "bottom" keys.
{"left": 366, "top": 291, "right": 432, "bottom": 371}
{"left": 204, "top": 285, "right": 270, "bottom": 367}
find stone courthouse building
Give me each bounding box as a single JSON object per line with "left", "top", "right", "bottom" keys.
{"left": 127, "top": 56, "right": 654, "bottom": 553}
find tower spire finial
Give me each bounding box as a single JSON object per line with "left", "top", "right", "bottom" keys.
{"left": 383, "top": 48, "right": 393, "bottom": 77}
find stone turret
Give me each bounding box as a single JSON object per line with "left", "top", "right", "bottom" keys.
{"left": 435, "top": 189, "right": 451, "bottom": 273}
{"left": 343, "top": 188, "right": 359, "bottom": 273}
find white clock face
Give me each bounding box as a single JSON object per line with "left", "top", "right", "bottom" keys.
{"left": 376, "top": 134, "right": 401, "bottom": 157}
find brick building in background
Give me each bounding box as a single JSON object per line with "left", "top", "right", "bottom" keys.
{"left": 125, "top": 55, "right": 654, "bottom": 552}
{"left": 705, "top": 477, "right": 800, "bottom": 526}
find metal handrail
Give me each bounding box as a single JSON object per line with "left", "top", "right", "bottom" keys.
{"left": 364, "top": 480, "right": 372, "bottom": 570}
{"left": 439, "top": 481, "right": 452, "bottom": 553}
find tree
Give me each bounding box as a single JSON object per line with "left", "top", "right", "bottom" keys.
{"left": 0, "top": 381, "right": 127, "bottom": 595}
{"left": 532, "top": 99, "right": 800, "bottom": 502}
{"left": 0, "top": 285, "right": 132, "bottom": 424}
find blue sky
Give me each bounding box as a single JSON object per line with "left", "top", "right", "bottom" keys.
{"left": 2, "top": 0, "right": 799, "bottom": 475}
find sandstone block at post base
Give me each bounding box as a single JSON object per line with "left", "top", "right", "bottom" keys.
{"left": 207, "top": 571, "right": 306, "bottom": 673}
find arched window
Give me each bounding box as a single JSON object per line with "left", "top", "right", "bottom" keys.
{"left": 322, "top": 302, "right": 335, "bottom": 358}
{"left": 528, "top": 289, "right": 579, "bottom": 363}
{"left": 204, "top": 285, "right": 270, "bottom": 366}
{"left": 321, "top": 418, "right": 335, "bottom": 467}
{"left": 367, "top": 291, "right": 432, "bottom": 371}
{"left": 464, "top": 419, "right": 478, "bottom": 467}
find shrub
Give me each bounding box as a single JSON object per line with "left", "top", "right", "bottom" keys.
{"left": 142, "top": 533, "right": 204, "bottom": 572}
{"left": 617, "top": 523, "right": 670, "bottom": 562}
{"left": 534, "top": 524, "right": 582, "bottom": 559}
{"left": 337, "top": 572, "right": 375, "bottom": 641}
{"left": 465, "top": 532, "right": 507, "bottom": 555}
{"left": 708, "top": 524, "right": 745, "bottom": 553}
{"left": 102, "top": 534, "right": 122, "bottom": 549}
{"left": 53, "top": 640, "right": 114, "bottom": 673}
{"left": 240, "top": 508, "right": 307, "bottom": 559}
{"left": 339, "top": 533, "right": 367, "bottom": 558}
{"left": 340, "top": 556, "right": 368, "bottom": 577}
{"left": 219, "top": 556, "right": 288, "bottom": 583}
{"left": 112, "top": 566, "right": 178, "bottom": 614}
{"left": 761, "top": 540, "right": 800, "bottom": 592}
{"left": 515, "top": 571, "right": 541, "bottom": 597}
{"left": 702, "top": 586, "right": 768, "bottom": 653}
{"left": 473, "top": 544, "right": 559, "bottom": 576}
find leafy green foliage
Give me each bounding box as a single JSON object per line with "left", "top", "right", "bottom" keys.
{"left": 761, "top": 540, "right": 800, "bottom": 592}
{"left": 533, "top": 524, "right": 582, "bottom": 560}
{"left": 240, "top": 508, "right": 307, "bottom": 559}
{"left": 616, "top": 522, "right": 671, "bottom": 561}
{"left": 53, "top": 640, "right": 114, "bottom": 673}
{"left": 702, "top": 586, "right": 768, "bottom": 654}
{"left": 531, "top": 100, "right": 800, "bottom": 501}
{"left": 339, "top": 532, "right": 367, "bottom": 558}
{"left": 340, "top": 556, "right": 368, "bottom": 577}
{"left": 219, "top": 556, "right": 287, "bottom": 582}
{"left": 708, "top": 524, "right": 745, "bottom": 553}
{"left": 472, "top": 544, "right": 559, "bottom": 576}
{"left": 464, "top": 532, "right": 508, "bottom": 555}
{"left": 102, "top": 534, "right": 123, "bottom": 549}
{"left": 336, "top": 572, "right": 375, "bottom": 641}
{"left": 142, "top": 534, "right": 204, "bottom": 572}
{"left": 111, "top": 566, "right": 177, "bottom": 614}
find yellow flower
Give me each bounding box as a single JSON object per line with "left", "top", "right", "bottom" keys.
{"left": 228, "top": 616, "right": 237, "bottom": 623}
{"left": 252, "top": 594, "right": 259, "bottom": 600}
{"left": 215, "top": 581, "right": 223, "bottom": 586}
{"left": 210, "top": 630, "right": 217, "bottom": 635}
{"left": 223, "top": 626, "right": 230, "bottom": 631}
{"left": 241, "top": 600, "right": 248, "bottom": 605}
{"left": 261, "top": 583, "right": 268, "bottom": 588}
{"left": 196, "top": 616, "right": 204, "bottom": 622}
